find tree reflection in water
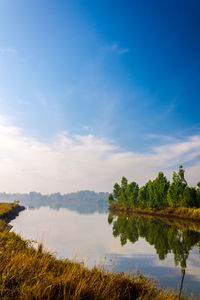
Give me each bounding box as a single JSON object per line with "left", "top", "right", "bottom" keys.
{"left": 108, "top": 214, "right": 200, "bottom": 296}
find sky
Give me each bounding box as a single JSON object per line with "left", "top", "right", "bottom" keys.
{"left": 0, "top": 0, "right": 200, "bottom": 193}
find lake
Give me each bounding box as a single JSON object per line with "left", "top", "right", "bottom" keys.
{"left": 10, "top": 205, "right": 200, "bottom": 297}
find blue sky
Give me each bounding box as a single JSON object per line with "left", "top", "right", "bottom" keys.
{"left": 0, "top": 0, "right": 200, "bottom": 193}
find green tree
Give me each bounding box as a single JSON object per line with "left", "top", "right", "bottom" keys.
{"left": 137, "top": 185, "right": 147, "bottom": 208}
{"left": 109, "top": 165, "right": 198, "bottom": 210}
{"left": 118, "top": 176, "right": 128, "bottom": 204}
{"left": 182, "top": 187, "right": 198, "bottom": 208}
{"left": 121, "top": 176, "right": 128, "bottom": 191}
{"left": 108, "top": 193, "right": 115, "bottom": 205}
{"left": 178, "top": 165, "right": 187, "bottom": 185}
{"left": 126, "top": 181, "right": 139, "bottom": 206}
{"left": 151, "top": 172, "right": 170, "bottom": 209}
{"left": 113, "top": 183, "right": 121, "bottom": 201}
{"left": 145, "top": 180, "right": 154, "bottom": 209}
{"left": 167, "top": 166, "right": 187, "bottom": 207}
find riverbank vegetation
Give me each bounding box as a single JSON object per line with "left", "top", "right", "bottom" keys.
{"left": 109, "top": 207, "right": 200, "bottom": 233}
{"left": 110, "top": 203, "right": 200, "bottom": 222}
{"left": 108, "top": 166, "right": 200, "bottom": 219}
{"left": 0, "top": 202, "right": 190, "bottom": 299}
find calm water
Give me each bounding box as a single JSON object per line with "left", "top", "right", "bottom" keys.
{"left": 10, "top": 206, "right": 200, "bottom": 297}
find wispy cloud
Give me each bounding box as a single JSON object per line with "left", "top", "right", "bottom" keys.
{"left": 0, "top": 117, "right": 199, "bottom": 193}
{"left": 102, "top": 43, "right": 130, "bottom": 55}
{"left": 0, "top": 47, "right": 16, "bottom": 55}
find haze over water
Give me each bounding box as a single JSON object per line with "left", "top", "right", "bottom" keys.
{"left": 10, "top": 205, "right": 200, "bottom": 298}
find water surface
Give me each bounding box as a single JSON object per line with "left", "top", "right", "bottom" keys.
{"left": 10, "top": 206, "right": 200, "bottom": 297}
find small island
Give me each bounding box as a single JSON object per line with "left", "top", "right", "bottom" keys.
{"left": 109, "top": 166, "right": 200, "bottom": 221}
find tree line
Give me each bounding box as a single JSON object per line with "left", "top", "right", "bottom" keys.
{"left": 108, "top": 165, "right": 200, "bottom": 210}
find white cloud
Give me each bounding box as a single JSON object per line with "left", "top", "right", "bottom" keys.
{"left": 0, "top": 47, "right": 16, "bottom": 55}
{"left": 0, "top": 117, "right": 199, "bottom": 193}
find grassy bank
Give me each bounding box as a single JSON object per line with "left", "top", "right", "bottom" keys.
{"left": 0, "top": 203, "right": 191, "bottom": 299}
{"left": 0, "top": 202, "right": 25, "bottom": 223}
{"left": 109, "top": 202, "right": 200, "bottom": 222}
{"left": 0, "top": 202, "right": 16, "bottom": 215}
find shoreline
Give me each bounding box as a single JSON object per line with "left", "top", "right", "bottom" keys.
{"left": 109, "top": 202, "right": 200, "bottom": 223}
{"left": 0, "top": 203, "right": 25, "bottom": 224}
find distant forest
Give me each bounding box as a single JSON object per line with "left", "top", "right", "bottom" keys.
{"left": 109, "top": 166, "right": 200, "bottom": 210}
{"left": 0, "top": 191, "right": 109, "bottom": 214}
